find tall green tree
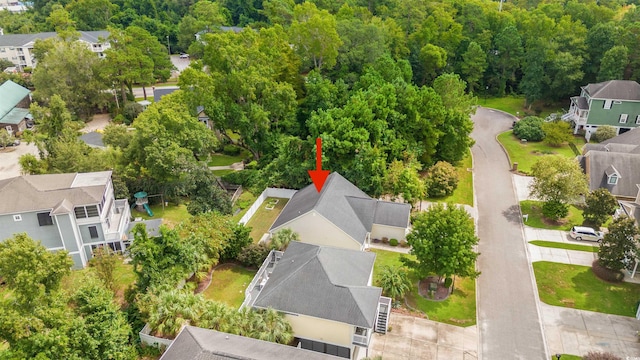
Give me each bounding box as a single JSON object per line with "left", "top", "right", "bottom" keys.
{"left": 67, "top": 0, "right": 118, "bottom": 31}
{"left": 598, "top": 45, "right": 629, "bottom": 82}
{"left": 583, "top": 189, "right": 618, "bottom": 229}
{"left": 289, "top": 2, "right": 342, "bottom": 71}
{"left": 597, "top": 216, "right": 638, "bottom": 272}
{"left": 32, "top": 39, "right": 109, "bottom": 119}
{"left": 402, "top": 203, "right": 480, "bottom": 283}
{"left": 460, "top": 41, "right": 487, "bottom": 93}
{"left": 0, "top": 233, "right": 72, "bottom": 308}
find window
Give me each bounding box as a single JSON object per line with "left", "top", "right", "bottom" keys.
{"left": 608, "top": 174, "right": 618, "bottom": 185}
{"left": 37, "top": 212, "right": 53, "bottom": 226}
{"left": 604, "top": 100, "right": 612, "bottom": 109}
{"left": 13, "top": 214, "right": 22, "bottom": 222}
{"left": 619, "top": 114, "right": 628, "bottom": 123}
{"left": 613, "top": 100, "right": 622, "bottom": 104}
{"left": 74, "top": 205, "right": 100, "bottom": 219}
{"left": 636, "top": 115, "right": 640, "bottom": 125}
{"left": 88, "top": 226, "right": 99, "bottom": 239}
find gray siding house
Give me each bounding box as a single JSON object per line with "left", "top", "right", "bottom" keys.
{"left": 0, "top": 171, "right": 131, "bottom": 268}
{"left": 564, "top": 80, "right": 640, "bottom": 140}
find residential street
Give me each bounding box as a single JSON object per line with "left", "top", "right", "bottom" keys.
{"left": 472, "top": 107, "right": 548, "bottom": 359}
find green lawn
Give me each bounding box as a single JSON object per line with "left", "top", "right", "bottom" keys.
{"left": 533, "top": 261, "right": 640, "bottom": 317}
{"left": 207, "top": 150, "right": 251, "bottom": 167}
{"left": 137, "top": 203, "right": 191, "bottom": 228}
{"left": 482, "top": 96, "right": 526, "bottom": 116}
{"left": 482, "top": 96, "right": 564, "bottom": 118}
{"left": 370, "top": 249, "right": 476, "bottom": 326}
{"left": 246, "top": 198, "right": 289, "bottom": 242}
{"left": 551, "top": 355, "right": 581, "bottom": 360}
{"left": 426, "top": 152, "right": 474, "bottom": 206}
{"left": 232, "top": 191, "right": 257, "bottom": 222}
{"left": 521, "top": 200, "right": 584, "bottom": 231}
{"left": 202, "top": 263, "right": 256, "bottom": 309}
{"left": 497, "top": 131, "right": 585, "bottom": 175}
{"left": 529, "top": 241, "right": 598, "bottom": 253}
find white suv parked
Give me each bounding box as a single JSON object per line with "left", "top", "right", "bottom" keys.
{"left": 569, "top": 226, "right": 604, "bottom": 242}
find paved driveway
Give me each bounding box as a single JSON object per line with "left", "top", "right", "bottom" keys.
{"left": 472, "top": 107, "right": 548, "bottom": 359}
{"left": 541, "top": 303, "right": 640, "bottom": 357}
{"left": 367, "top": 313, "right": 477, "bottom": 360}
{"left": 0, "top": 142, "right": 38, "bottom": 180}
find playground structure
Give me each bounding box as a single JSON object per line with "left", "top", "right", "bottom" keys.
{"left": 132, "top": 191, "right": 154, "bottom": 217}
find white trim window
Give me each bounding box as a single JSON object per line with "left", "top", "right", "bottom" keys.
{"left": 608, "top": 174, "right": 619, "bottom": 185}
{"left": 13, "top": 214, "right": 22, "bottom": 221}
{"left": 636, "top": 115, "right": 640, "bottom": 125}
{"left": 604, "top": 100, "right": 613, "bottom": 109}
{"left": 619, "top": 114, "right": 628, "bottom": 123}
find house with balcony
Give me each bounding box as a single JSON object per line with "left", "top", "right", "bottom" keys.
{"left": 242, "top": 241, "right": 390, "bottom": 359}
{"left": 270, "top": 172, "right": 411, "bottom": 251}
{"left": 0, "top": 80, "right": 31, "bottom": 136}
{"left": 0, "top": 31, "right": 110, "bottom": 71}
{"left": 0, "top": 171, "right": 132, "bottom": 268}
{"left": 563, "top": 80, "right": 640, "bottom": 141}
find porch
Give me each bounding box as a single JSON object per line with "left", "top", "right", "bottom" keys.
{"left": 240, "top": 250, "right": 284, "bottom": 309}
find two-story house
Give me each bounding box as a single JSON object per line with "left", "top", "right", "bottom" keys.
{"left": 242, "top": 173, "right": 402, "bottom": 359}
{"left": 0, "top": 79, "right": 31, "bottom": 136}
{"left": 0, "top": 31, "right": 110, "bottom": 71}
{"left": 563, "top": 80, "right": 640, "bottom": 141}
{"left": 0, "top": 171, "right": 131, "bottom": 268}
{"left": 270, "top": 172, "right": 411, "bottom": 250}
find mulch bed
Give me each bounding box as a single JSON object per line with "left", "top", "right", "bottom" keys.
{"left": 194, "top": 267, "right": 215, "bottom": 294}
{"left": 418, "top": 276, "right": 451, "bottom": 301}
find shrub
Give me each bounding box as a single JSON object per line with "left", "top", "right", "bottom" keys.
{"left": 541, "top": 121, "right": 572, "bottom": 146}
{"left": 220, "top": 224, "right": 253, "bottom": 261}
{"left": 381, "top": 237, "right": 389, "bottom": 244}
{"left": 245, "top": 160, "right": 258, "bottom": 169}
{"left": 123, "top": 101, "right": 143, "bottom": 125}
{"left": 591, "top": 125, "right": 617, "bottom": 143}
{"left": 389, "top": 238, "right": 399, "bottom": 246}
{"left": 582, "top": 351, "right": 622, "bottom": 360}
{"left": 541, "top": 200, "right": 568, "bottom": 221}
{"left": 425, "top": 161, "right": 458, "bottom": 197}
{"left": 223, "top": 145, "right": 241, "bottom": 156}
{"left": 443, "top": 277, "right": 453, "bottom": 288}
{"left": 237, "top": 243, "right": 270, "bottom": 268}
{"left": 513, "top": 116, "right": 545, "bottom": 141}
{"left": 591, "top": 260, "right": 624, "bottom": 283}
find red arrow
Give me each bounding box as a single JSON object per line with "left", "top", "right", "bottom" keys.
{"left": 308, "top": 137, "right": 330, "bottom": 192}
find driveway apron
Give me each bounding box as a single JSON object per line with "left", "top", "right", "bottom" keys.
{"left": 472, "top": 107, "right": 548, "bottom": 359}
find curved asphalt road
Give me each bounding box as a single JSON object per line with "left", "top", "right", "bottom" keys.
{"left": 472, "top": 107, "right": 548, "bottom": 359}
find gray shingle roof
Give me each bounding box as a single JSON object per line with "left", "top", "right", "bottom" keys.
{"left": 571, "top": 96, "right": 589, "bottom": 109}
{"left": 586, "top": 151, "right": 640, "bottom": 198}
{"left": 0, "top": 80, "right": 29, "bottom": 119}
{"left": 271, "top": 172, "right": 410, "bottom": 244}
{"left": 583, "top": 80, "right": 640, "bottom": 101}
{"left": 253, "top": 242, "right": 381, "bottom": 328}
{"left": 0, "top": 31, "right": 109, "bottom": 47}
{"left": 0, "top": 171, "right": 111, "bottom": 215}
{"left": 601, "top": 127, "right": 640, "bottom": 146}
{"left": 153, "top": 87, "right": 179, "bottom": 103}
{"left": 160, "top": 326, "right": 340, "bottom": 360}
{"left": 79, "top": 131, "right": 104, "bottom": 148}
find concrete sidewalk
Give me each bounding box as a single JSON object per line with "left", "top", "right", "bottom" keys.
{"left": 528, "top": 244, "right": 597, "bottom": 266}
{"left": 523, "top": 227, "right": 570, "bottom": 243}
{"left": 541, "top": 303, "right": 640, "bottom": 358}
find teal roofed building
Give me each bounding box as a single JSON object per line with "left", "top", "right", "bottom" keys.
{"left": 0, "top": 80, "right": 31, "bottom": 135}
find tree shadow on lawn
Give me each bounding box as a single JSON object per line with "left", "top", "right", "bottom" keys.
{"left": 568, "top": 267, "right": 628, "bottom": 315}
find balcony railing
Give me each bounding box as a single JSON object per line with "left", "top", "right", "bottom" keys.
{"left": 240, "top": 250, "right": 284, "bottom": 309}
{"left": 105, "top": 199, "right": 130, "bottom": 242}
{"left": 352, "top": 328, "right": 370, "bottom": 347}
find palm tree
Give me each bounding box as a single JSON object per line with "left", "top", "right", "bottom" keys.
{"left": 269, "top": 228, "right": 300, "bottom": 251}
{"left": 258, "top": 308, "right": 293, "bottom": 344}
{"left": 377, "top": 266, "right": 411, "bottom": 306}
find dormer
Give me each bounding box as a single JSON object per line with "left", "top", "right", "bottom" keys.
{"left": 605, "top": 165, "right": 621, "bottom": 185}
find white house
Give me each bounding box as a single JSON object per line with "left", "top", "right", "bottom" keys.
{"left": 0, "top": 31, "right": 110, "bottom": 70}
